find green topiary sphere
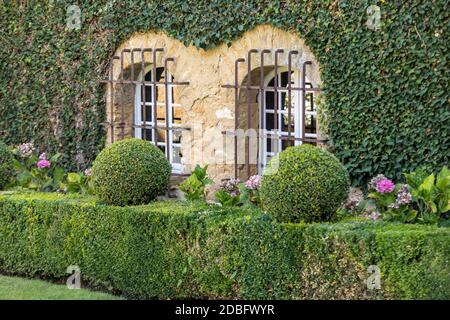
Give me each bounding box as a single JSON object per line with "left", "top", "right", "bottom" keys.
{"left": 0, "top": 142, "right": 14, "bottom": 190}
{"left": 260, "top": 144, "right": 350, "bottom": 223}
{"left": 91, "top": 138, "right": 171, "bottom": 206}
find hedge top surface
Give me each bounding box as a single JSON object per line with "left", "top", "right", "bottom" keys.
{"left": 0, "top": 191, "right": 209, "bottom": 215}
{"left": 261, "top": 144, "right": 350, "bottom": 223}
{"left": 0, "top": 191, "right": 448, "bottom": 235}
{"left": 91, "top": 138, "right": 172, "bottom": 206}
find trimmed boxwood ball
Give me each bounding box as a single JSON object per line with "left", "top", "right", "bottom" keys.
{"left": 260, "top": 144, "right": 350, "bottom": 223}
{"left": 0, "top": 142, "right": 14, "bottom": 190}
{"left": 91, "top": 138, "right": 171, "bottom": 206}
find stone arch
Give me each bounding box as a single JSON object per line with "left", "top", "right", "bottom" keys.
{"left": 105, "top": 25, "right": 322, "bottom": 181}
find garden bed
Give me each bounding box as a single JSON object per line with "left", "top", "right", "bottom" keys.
{"left": 0, "top": 192, "right": 448, "bottom": 300}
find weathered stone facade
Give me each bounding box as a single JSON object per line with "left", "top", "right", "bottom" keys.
{"left": 106, "top": 25, "right": 322, "bottom": 182}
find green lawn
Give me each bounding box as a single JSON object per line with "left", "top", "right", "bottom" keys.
{"left": 0, "top": 275, "right": 122, "bottom": 300}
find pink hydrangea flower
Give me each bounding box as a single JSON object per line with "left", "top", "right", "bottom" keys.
{"left": 376, "top": 178, "right": 395, "bottom": 193}
{"left": 37, "top": 159, "right": 51, "bottom": 169}
{"left": 84, "top": 168, "right": 91, "bottom": 177}
{"left": 17, "top": 142, "right": 35, "bottom": 158}
{"left": 369, "top": 211, "right": 381, "bottom": 221}
{"left": 389, "top": 184, "right": 412, "bottom": 209}
{"left": 245, "top": 175, "right": 261, "bottom": 190}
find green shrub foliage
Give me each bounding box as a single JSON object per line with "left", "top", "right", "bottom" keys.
{"left": 0, "top": 192, "right": 448, "bottom": 299}
{"left": 260, "top": 145, "right": 350, "bottom": 223}
{"left": 0, "top": 142, "right": 14, "bottom": 190}
{"left": 91, "top": 138, "right": 171, "bottom": 206}
{"left": 0, "top": 1, "right": 448, "bottom": 185}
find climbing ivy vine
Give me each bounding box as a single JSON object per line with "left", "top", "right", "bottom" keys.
{"left": 0, "top": 0, "right": 448, "bottom": 185}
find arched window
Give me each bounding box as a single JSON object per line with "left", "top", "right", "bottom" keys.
{"left": 259, "top": 68, "right": 317, "bottom": 171}
{"left": 134, "top": 68, "right": 182, "bottom": 173}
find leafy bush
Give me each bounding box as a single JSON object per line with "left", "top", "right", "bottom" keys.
{"left": 0, "top": 142, "right": 14, "bottom": 190}
{"left": 0, "top": 192, "right": 448, "bottom": 299}
{"left": 359, "top": 167, "right": 450, "bottom": 224}
{"left": 239, "top": 175, "right": 262, "bottom": 208}
{"left": 12, "top": 143, "right": 65, "bottom": 192}
{"left": 91, "top": 138, "right": 171, "bottom": 206}
{"left": 179, "top": 165, "right": 213, "bottom": 200}
{"left": 215, "top": 179, "right": 241, "bottom": 207}
{"left": 404, "top": 167, "right": 450, "bottom": 222}
{"left": 260, "top": 145, "right": 350, "bottom": 223}
{"left": 365, "top": 175, "right": 417, "bottom": 223}
{"left": 60, "top": 169, "right": 93, "bottom": 195}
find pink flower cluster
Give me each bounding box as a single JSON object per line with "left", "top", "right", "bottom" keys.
{"left": 36, "top": 153, "right": 51, "bottom": 169}
{"left": 390, "top": 184, "right": 412, "bottom": 209}
{"left": 245, "top": 175, "right": 261, "bottom": 190}
{"left": 220, "top": 179, "right": 241, "bottom": 197}
{"left": 17, "top": 142, "right": 35, "bottom": 158}
{"left": 370, "top": 174, "right": 395, "bottom": 193}
{"left": 369, "top": 211, "right": 381, "bottom": 221}
{"left": 376, "top": 178, "right": 395, "bottom": 193}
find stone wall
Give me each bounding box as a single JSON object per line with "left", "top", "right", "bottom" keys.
{"left": 106, "top": 25, "right": 322, "bottom": 182}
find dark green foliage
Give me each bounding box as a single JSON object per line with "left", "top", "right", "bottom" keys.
{"left": 179, "top": 164, "right": 213, "bottom": 200}
{"left": 260, "top": 145, "right": 350, "bottom": 223}
{"left": 0, "top": 142, "right": 14, "bottom": 189}
{"left": 13, "top": 152, "right": 65, "bottom": 192}
{"left": 0, "top": 192, "right": 448, "bottom": 299}
{"left": 404, "top": 166, "right": 450, "bottom": 222}
{"left": 91, "top": 138, "right": 171, "bottom": 206}
{"left": 61, "top": 171, "right": 93, "bottom": 195}
{"left": 0, "top": 1, "right": 448, "bottom": 185}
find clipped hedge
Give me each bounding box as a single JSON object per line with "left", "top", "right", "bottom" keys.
{"left": 91, "top": 138, "right": 171, "bottom": 206}
{"left": 261, "top": 145, "right": 350, "bottom": 223}
{"left": 0, "top": 1, "right": 448, "bottom": 185}
{"left": 0, "top": 192, "right": 448, "bottom": 299}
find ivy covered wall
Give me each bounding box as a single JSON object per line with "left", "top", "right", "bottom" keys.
{"left": 0, "top": 0, "right": 448, "bottom": 185}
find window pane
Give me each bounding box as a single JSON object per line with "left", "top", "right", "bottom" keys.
{"left": 141, "top": 85, "right": 152, "bottom": 103}
{"left": 266, "top": 113, "right": 275, "bottom": 131}
{"left": 266, "top": 137, "right": 279, "bottom": 153}
{"left": 156, "top": 129, "right": 166, "bottom": 143}
{"left": 280, "top": 71, "right": 290, "bottom": 87}
{"left": 281, "top": 113, "right": 295, "bottom": 133}
{"left": 305, "top": 114, "right": 317, "bottom": 134}
{"left": 305, "top": 92, "right": 315, "bottom": 111}
{"left": 265, "top": 91, "right": 274, "bottom": 109}
{"left": 280, "top": 92, "right": 287, "bottom": 110}
{"left": 266, "top": 138, "right": 272, "bottom": 153}
{"left": 172, "top": 145, "right": 182, "bottom": 164}
{"left": 143, "top": 128, "right": 153, "bottom": 142}
{"left": 156, "top": 67, "right": 164, "bottom": 80}
{"left": 142, "top": 104, "right": 152, "bottom": 122}
{"left": 173, "top": 130, "right": 182, "bottom": 144}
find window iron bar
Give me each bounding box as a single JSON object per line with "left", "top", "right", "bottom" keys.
{"left": 100, "top": 47, "right": 190, "bottom": 170}
{"left": 222, "top": 48, "right": 326, "bottom": 180}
